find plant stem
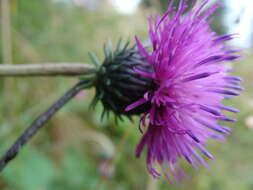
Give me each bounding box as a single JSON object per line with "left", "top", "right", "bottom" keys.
{"left": 0, "top": 80, "right": 92, "bottom": 171}
{"left": 0, "top": 63, "right": 95, "bottom": 77}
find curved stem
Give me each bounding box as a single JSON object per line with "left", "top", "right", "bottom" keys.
{"left": 0, "top": 80, "right": 92, "bottom": 171}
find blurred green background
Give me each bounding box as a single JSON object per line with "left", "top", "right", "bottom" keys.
{"left": 0, "top": 0, "right": 252, "bottom": 189}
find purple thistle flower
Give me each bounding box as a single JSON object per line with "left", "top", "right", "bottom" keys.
{"left": 126, "top": 0, "right": 242, "bottom": 184}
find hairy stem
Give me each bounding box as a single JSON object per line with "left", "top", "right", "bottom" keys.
{"left": 0, "top": 80, "right": 92, "bottom": 171}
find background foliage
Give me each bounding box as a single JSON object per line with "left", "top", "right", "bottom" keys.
{"left": 0, "top": 0, "right": 252, "bottom": 189}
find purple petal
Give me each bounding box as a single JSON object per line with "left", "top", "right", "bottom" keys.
{"left": 221, "top": 84, "right": 244, "bottom": 91}
{"left": 219, "top": 105, "right": 240, "bottom": 113}
{"left": 223, "top": 76, "right": 243, "bottom": 82}
{"left": 199, "top": 105, "right": 221, "bottom": 116}
{"left": 217, "top": 116, "right": 237, "bottom": 122}
{"left": 208, "top": 89, "right": 240, "bottom": 96}
{"left": 187, "top": 131, "right": 200, "bottom": 142}
{"left": 196, "top": 144, "right": 214, "bottom": 159}
{"left": 213, "top": 34, "right": 236, "bottom": 43}
{"left": 195, "top": 55, "right": 222, "bottom": 67}
{"left": 135, "top": 36, "right": 150, "bottom": 58}
{"left": 125, "top": 98, "right": 148, "bottom": 112}
{"left": 183, "top": 72, "right": 212, "bottom": 82}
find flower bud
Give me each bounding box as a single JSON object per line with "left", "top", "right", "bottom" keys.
{"left": 90, "top": 40, "right": 154, "bottom": 118}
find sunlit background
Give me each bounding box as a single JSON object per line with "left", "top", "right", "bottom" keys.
{"left": 0, "top": 0, "right": 253, "bottom": 189}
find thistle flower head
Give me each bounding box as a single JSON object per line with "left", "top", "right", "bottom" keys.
{"left": 90, "top": 40, "right": 153, "bottom": 119}
{"left": 126, "top": 0, "right": 242, "bottom": 183}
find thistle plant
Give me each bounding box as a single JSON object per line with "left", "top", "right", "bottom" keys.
{"left": 0, "top": 0, "right": 242, "bottom": 184}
